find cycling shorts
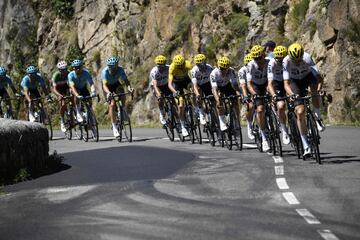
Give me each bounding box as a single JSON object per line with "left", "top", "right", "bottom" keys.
{"left": 218, "top": 83, "right": 236, "bottom": 97}
{"left": 107, "top": 81, "right": 124, "bottom": 94}
{"left": 290, "top": 73, "right": 317, "bottom": 107}
{"left": 199, "top": 82, "right": 213, "bottom": 97}
{"left": 173, "top": 76, "right": 191, "bottom": 94}
{"left": 158, "top": 85, "right": 172, "bottom": 96}
{"left": 272, "top": 80, "right": 286, "bottom": 97}
{"left": 55, "top": 85, "right": 70, "bottom": 96}
{"left": 252, "top": 82, "right": 267, "bottom": 107}
{"left": 74, "top": 87, "right": 90, "bottom": 97}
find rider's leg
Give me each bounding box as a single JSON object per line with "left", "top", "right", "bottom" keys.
{"left": 295, "top": 104, "right": 309, "bottom": 149}
{"left": 257, "top": 104, "right": 266, "bottom": 139}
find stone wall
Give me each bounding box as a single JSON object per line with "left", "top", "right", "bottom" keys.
{"left": 0, "top": 119, "right": 49, "bottom": 181}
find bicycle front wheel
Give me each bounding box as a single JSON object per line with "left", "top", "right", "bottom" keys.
{"left": 230, "top": 112, "right": 242, "bottom": 151}
{"left": 122, "top": 111, "right": 132, "bottom": 142}
{"left": 270, "top": 111, "right": 282, "bottom": 156}
{"left": 40, "top": 110, "right": 53, "bottom": 140}
{"left": 64, "top": 111, "right": 72, "bottom": 140}
{"left": 88, "top": 110, "right": 99, "bottom": 142}
{"left": 308, "top": 113, "right": 321, "bottom": 164}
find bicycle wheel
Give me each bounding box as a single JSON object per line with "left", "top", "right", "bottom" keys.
{"left": 288, "top": 112, "right": 302, "bottom": 159}
{"left": 205, "top": 122, "right": 215, "bottom": 146}
{"left": 253, "top": 122, "right": 263, "bottom": 152}
{"left": 64, "top": 110, "right": 72, "bottom": 140}
{"left": 192, "top": 113, "right": 202, "bottom": 144}
{"left": 122, "top": 111, "right": 132, "bottom": 142}
{"left": 185, "top": 107, "right": 195, "bottom": 143}
{"left": 231, "top": 112, "right": 242, "bottom": 150}
{"left": 41, "top": 109, "right": 53, "bottom": 140}
{"left": 223, "top": 127, "right": 232, "bottom": 150}
{"left": 270, "top": 111, "right": 282, "bottom": 156}
{"left": 164, "top": 109, "right": 175, "bottom": 141}
{"left": 308, "top": 113, "right": 321, "bottom": 164}
{"left": 88, "top": 108, "right": 99, "bottom": 142}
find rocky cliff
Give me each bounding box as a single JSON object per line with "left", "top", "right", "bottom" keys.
{"left": 1, "top": 0, "right": 359, "bottom": 125}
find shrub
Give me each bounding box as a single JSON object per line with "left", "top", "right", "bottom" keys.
{"left": 51, "top": 0, "right": 75, "bottom": 19}
{"left": 225, "top": 13, "right": 249, "bottom": 36}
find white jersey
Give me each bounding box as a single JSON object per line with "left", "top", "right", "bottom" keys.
{"left": 238, "top": 66, "right": 248, "bottom": 85}
{"left": 210, "top": 67, "right": 238, "bottom": 88}
{"left": 283, "top": 52, "right": 320, "bottom": 80}
{"left": 191, "top": 64, "right": 213, "bottom": 85}
{"left": 246, "top": 59, "right": 269, "bottom": 85}
{"left": 267, "top": 58, "right": 283, "bottom": 81}
{"left": 149, "top": 65, "right": 169, "bottom": 87}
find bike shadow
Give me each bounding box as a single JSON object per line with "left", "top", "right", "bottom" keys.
{"left": 320, "top": 153, "right": 360, "bottom": 164}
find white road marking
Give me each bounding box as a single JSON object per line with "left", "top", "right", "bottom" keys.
{"left": 282, "top": 192, "right": 300, "bottom": 205}
{"left": 243, "top": 143, "right": 257, "bottom": 148}
{"left": 274, "top": 165, "right": 284, "bottom": 175}
{"left": 296, "top": 209, "right": 321, "bottom": 224}
{"left": 317, "top": 229, "right": 340, "bottom": 240}
{"left": 272, "top": 156, "right": 283, "bottom": 163}
{"left": 198, "top": 155, "right": 210, "bottom": 159}
{"left": 276, "top": 178, "right": 289, "bottom": 190}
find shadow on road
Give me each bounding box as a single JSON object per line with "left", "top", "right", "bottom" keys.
{"left": 320, "top": 154, "right": 360, "bottom": 164}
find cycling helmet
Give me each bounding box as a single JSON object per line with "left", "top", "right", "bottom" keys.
{"left": 273, "top": 45, "right": 287, "bottom": 59}
{"left": 264, "top": 40, "right": 276, "bottom": 49}
{"left": 217, "top": 57, "right": 230, "bottom": 69}
{"left": 251, "top": 45, "right": 265, "bottom": 58}
{"left": 288, "top": 43, "right": 304, "bottom": 61}
{"left": 173, "top": 55, "right": 185, "bottom": 67}
{"left": 71, "top": 59, "right": 82, "bottom": 67}
{"left": 243, "top": 53, "right": 253, "bottom": 65}
{"left": 106, "top": 56, "right": 119, "bottom": 66}
{"left": 26, "top": 65, "right": 38, "bottom": 74}
{"left": 194, "top": 54, "right": 206, "bottom": 65}
{"left": 0, "top": 66, "right": 6, "bottom": 76}
{"left": 57, "top": 61, "right": 67, "bottom": 70}
{"left": 154, "top": 55, "right": 167, "bottom": 65}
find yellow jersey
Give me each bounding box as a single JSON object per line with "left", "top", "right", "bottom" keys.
{"left": 168, "top": 60, "right": 192, "bottom": 82}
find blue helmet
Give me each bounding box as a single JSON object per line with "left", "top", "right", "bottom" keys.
{"left": 26, "top": 65, "right": 38, "bottom": 74}
{"left": 71, "top": 59, "right": 82, "bottom": 67}
{"left": 0, "top": 66, "right": 6, "bottom": 76}
{"left": 107, "top": 56, "right": 119, "bottom": 66}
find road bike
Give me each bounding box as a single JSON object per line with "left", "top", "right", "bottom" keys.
{"left": 111, "top": 92, "right": 133, "bottom": 142}
{"left": 30, "top": 97, "right": 53, "bottom": 140}
{"left": 202, "top": 95, "right": 219, "bottom": 146}
{"left": 78, "top": 95, "right": 99, "bottom": 142}
{"left": 0, "top": 96, "right": 18, "bottom": 119}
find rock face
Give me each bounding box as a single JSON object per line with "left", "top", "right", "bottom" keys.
{"left": 0, "top": 119, "right": 49, "bottom": 181}
{"left": 0, "top": 0, "right": 359, "bottom": 124}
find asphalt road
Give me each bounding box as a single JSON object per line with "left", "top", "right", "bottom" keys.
{"left": 0, "top": 127, "right": 359, "bottom": 240}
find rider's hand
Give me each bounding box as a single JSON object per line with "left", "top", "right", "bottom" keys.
{"left": 127, "top": 85, "right": 134, "bottom": 93}
{"left": 77, "top": 95, "right": 84, "bottom": 100}
{"left": 252, "top": 94, "right": 259, "bottom": 100}
{"left": 173, "top": 91, "right": 180, "bottom": 97}
{"left": 90, "top": 91, "right": 97, "bottom": 98}
{"left": 290, "top": 94, "right": 299, "bottom": 101}
{"left": 243, "top": 95, "right": 250, "bottom": 103}
{"left": 57, "top": 95, "right": 64, "bottom": 101}
{"left": 106, "top": 92, "right": 113, "bottom": 101}
{"left": 272, "top": 94, "right": 278, "bottom": 102}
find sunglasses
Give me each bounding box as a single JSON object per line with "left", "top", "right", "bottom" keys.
{"left": 73, "top": 66, "right": 81, "bottom": 70}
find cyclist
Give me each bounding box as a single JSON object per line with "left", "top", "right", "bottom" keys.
{"left": 268, "top": 45, "right": 290, "bottom": 145}
{"left": 50, "top": 61, "right": 71, "bottom": 132}
{"left": 191, "top": 54, "right": 213, "bottom": 125}
{"left": 168, "top": 54, "right": 192, "bottom": 137}
{"left": 150, "top": 55, "right": 170, "bottom": 126}
{"left": 20, "top": 65, "right": 50, "bottom": 122}
{"left": 68, "top": 59, "right": 97, "bottom": 123}
{"left": 210, "top": 56, "right": 241, "bottom": 131}
{"left": 0, "top": 66, "right": 20, "bottom": 117}
{"left": 102, "top": 56, "right": 134, "bottom": 137}
{"left": 283, "top": 43, "right": 325, "bottom": 157}
{"left": 247, "top": 45, "right": 271, "bottom": 152}
{"left": 264, "top": 40, "right": 276, "bottom": 59}
{"left": 238, "top": 53, "right": 255, "bottom": 140}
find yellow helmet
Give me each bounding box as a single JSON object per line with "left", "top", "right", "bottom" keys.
{"left": 217, "top": 57, "right": 230, "bottom": 69}
{"left": 273, "top": 45, "right": 287, "bottom": 59}
{"left": 243, "top": 53, "right": 253, "bottom": 65}
{"left": 173, "top": 55, "right": 185, "bottom": 67}
{"left": 154, "top": 55, "right": 167, "bottom": 65}
{"left": 288, "top": 43, "right": 304, "bottom": 61}
{"left": 194, "top": 54, "right": 206, "bottom": 65}
{"left": 251, "top": 45, "right": 265, "bottom": 58}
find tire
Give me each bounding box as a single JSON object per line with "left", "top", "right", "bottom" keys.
{"left": 308, "top": 113, "right": 321, "bottom": 164}
{"left": 230, "top": 111, "right": 242, "bottom": 151}
{"left": 41, "top": 109, "right": 53, "bottom": 140}
{"left": 64, "top": 111, "right": 72, "bottom": 140}
{"left": 88, "top": 109, "right": 99, "bottom": 142}
{"left": 185, "top": 107, "right": 195, "bottom": 144}
{"left": 122, "top": 111, "right": 132, "bottom": 142}
{"left": 224, "top": 128, "right": 232, "bottom": 150}
{"left": 253, "top": 123, "right": 263, "bottom": 152}
{"left": 270, "top": 111, "right": 282, "bottom": 156}
{"left": 164, "top": 108, "right": 175, "bottom": 141}
{"left": 288, "top": 112, "right": 302, "bottom": 159}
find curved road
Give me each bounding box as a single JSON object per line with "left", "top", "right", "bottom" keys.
{"left": 0, "top": 127, "right": 359, "bottom": 240}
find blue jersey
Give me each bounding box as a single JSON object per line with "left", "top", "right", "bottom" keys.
{"left": 20, "top": 73, "right": 46, "bottom": 91}
{"left": 0, "top": 75, "right": 14, "bottom": 90}
{"left": 68, "top": 69, "right": 94, "bottom": 89}
{"left": 101, "top": 66, "right": 128, "bottom": 85}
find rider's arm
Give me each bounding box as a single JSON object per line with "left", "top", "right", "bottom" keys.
{"left": 246, "top": 67, "right": 256, "bottom": 95}
{"left": 23, "top": 89, "right": 31, "bottom": 103}
{"left": 168, "top": 64, "right": 177, "bottom": 94}
{"left": 284, "top": 80, "right": 293, "bottom": 96}
{"left": 210, "top": 71, "right": 220, "bottom": 103}
{"left": 282, "top": 58, "right": 294, "bottom": 96}
{"left": 191, "top": 68, "right": 201, "bottom": 97}
{"left": 152, "top": 79, "right": 162, "bottom": 98}
{"left": 267, "top": 60, "right": 276, "bottom": 96}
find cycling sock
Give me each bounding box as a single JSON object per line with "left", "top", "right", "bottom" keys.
{"left": 112, "top": 123, "right": 117, "bottom": 130}
{"left": 280, "top": 122, "right": 287, "bottom": 133}
{"left": 260, "top": 129, "right": 267, "bottom": 141}
{"left": 247, "top": 120, "right": 252, "bottom": 129}
{"left": 219, "top": 115, "right": 225, "bottom": 124}
{"left": 301, "top": 134, "right": 309, "bottom": 149}
{"left": 60, "top": 116, "right": 64, "bottom": 123}
{"left": 180, "top": 120, "right": 185, "bottom": 128}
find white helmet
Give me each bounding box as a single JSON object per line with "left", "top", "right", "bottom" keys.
{"left": 57, "top": 61, "right": 67, "bottom": 70}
